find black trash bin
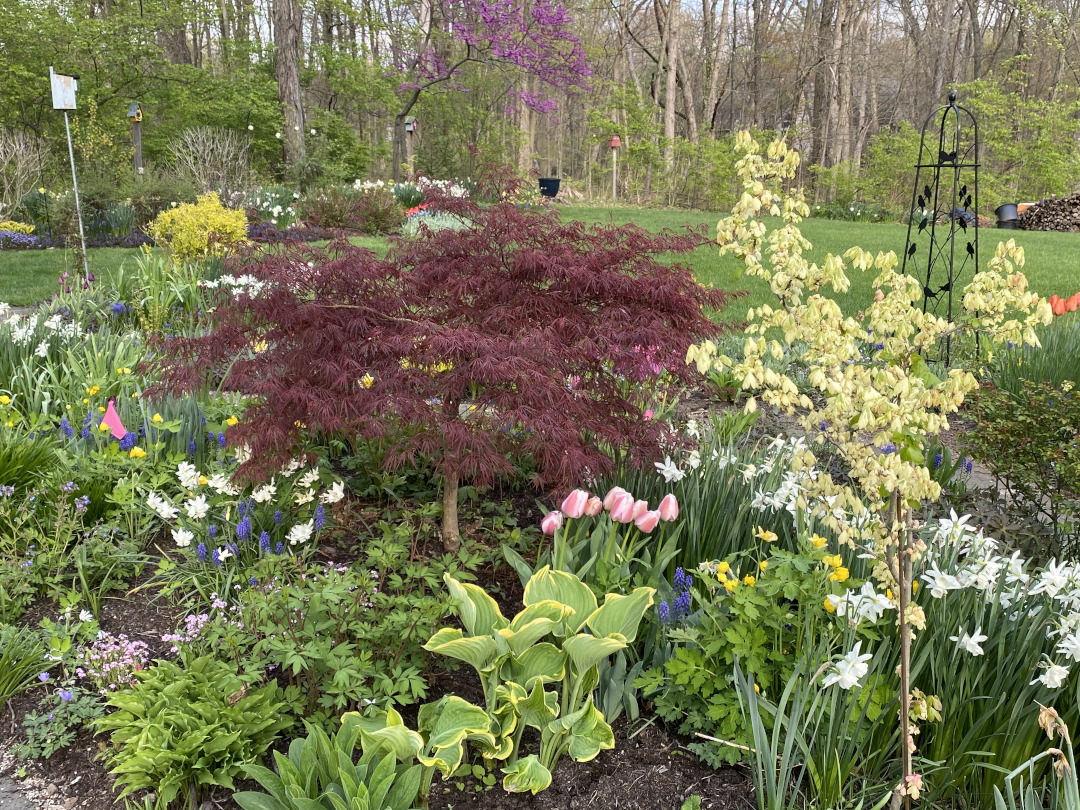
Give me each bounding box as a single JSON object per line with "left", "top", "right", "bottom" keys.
{"left": 996, "top": 203, "right": 1019, "bottom": 229}
{"left": 538, "top": 178, "right": 561, "bottom": 198}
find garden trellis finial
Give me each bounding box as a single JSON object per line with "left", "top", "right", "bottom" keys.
{"left": 900, "top": 90, "right": 979, "bottom": 364}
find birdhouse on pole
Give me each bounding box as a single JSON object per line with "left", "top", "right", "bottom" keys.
{"left": 127, "top": 102, "right": 144, "bottom": 175}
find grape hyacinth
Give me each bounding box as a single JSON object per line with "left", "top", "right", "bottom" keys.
{"left": 197, "top": 543, "right": 207, "bottom": 562}
{"left": 259, "top": 531, "right": 271, "bottom": 553}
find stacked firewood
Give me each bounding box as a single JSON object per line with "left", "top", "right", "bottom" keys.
{"left": 1017, "top": 194, "right": 1080, "bottom": 231}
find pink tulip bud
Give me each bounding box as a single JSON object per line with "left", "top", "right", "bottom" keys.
{"left": 610, "top": 493, "right": 635, "bottom": 523}
{"left": 603, "top": 486, "right": 628, "bottom": 511}
{"left": 658, "top": 493, "right": 679, "bottom": 522}
{"left": 560, "top": 489, "right": 590, "bottom": 519}
{"left": 584, "top": 496, "right": 603, "bottom": 516}
{"left": 635, "top": 510, "right": 660, "bottom": 533}
{"left": 643, "top": 409, "right": 654, "bottom": 420}
{"left": 541, "top": 511, "right": 564, "bottom": 536}
{"left": 632, "top": 499, "right": 649, "bottom": 519}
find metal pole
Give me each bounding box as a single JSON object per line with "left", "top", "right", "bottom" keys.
{"left": 612, "top": 148, "right": 617, "bottom": 199}
{"left": 63, "top": 110, "right": 89, "bottom": 279}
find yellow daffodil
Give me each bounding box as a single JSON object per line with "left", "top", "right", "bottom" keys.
{"left": 743, "top": 575, "right": 756, "bottom": 587}
{"left": 829, "top": 566, "right": 850, "bottom": 583}
{"left": 824, "top": 598, "right": 837, "bottom": 613}
{"left": 0, "top": 395, "right": 10, "bottom": 405}
{"left": 810, "top": 534, "right": 828, "bottom": 549}
{"left": 152, "top": 413, "right": 163, "bottom": 424}
{"left": 755, "top": 526, "right": 778, "bottom": 543}
{"left": 226, "top": 416, "right": 239, "bottom": 427}
{"left": 129, "top": 446, "right": 146, "bottom": 458}
{"left": 759, "top": 560, "right": 768, "bottom": 572}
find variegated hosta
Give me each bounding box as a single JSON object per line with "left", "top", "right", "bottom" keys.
{"left": 351, "top": 567, "right": 654, "bottom": 797}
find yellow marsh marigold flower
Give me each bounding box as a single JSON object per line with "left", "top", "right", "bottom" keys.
{"left": 755, "top": 526, "right": 778, "bottom": 543}
{"left": 99, "top": 423, "right": 109, "bottom": 431}
{"left": 810, "top": 534, "right": 828, "bottom": 549}
{"left": 759, "top": 560, "right": 768, "bottom": 572}
{"left": 717, "top": 561, "right": 731, "bottom": 575}
{"left": 743, "top": 575, "right": 756, "bottom": 587}
{"left": 152, "top": 413, "right": 163, "bottom": 424}
{"left": 129, "top": 446, "right": 146, "bottom": 458}
{"left": 723, "top": 579, "right": 737, "bottom": 593}
{"left": 824, "top": 554, "right": 843, "bottom": 569}
{"left": 824, "top": 598, "right": 837, "bottom": 613}
{"left": 0, "top": 395, "right": 10, "bottom": 405}
{"left": 226, "top": 416, "right": 239, "bottom": 427}
{"left": 829, "top": 567, "right": 850, "bottom": 583}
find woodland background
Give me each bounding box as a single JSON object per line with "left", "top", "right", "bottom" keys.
{"left": 3, "top": 0, "right": 1080, "bottom": 213}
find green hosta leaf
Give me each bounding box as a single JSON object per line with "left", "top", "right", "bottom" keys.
{"left": 523, "top": 567, "right": 597, "bottom": 633}
{"left": 423, "top": 628, "right": 499, "bottom": 674}
{"left": 443, "top": 574, "right": 508, "bottom": 636}
{"left": 499, "top": 601, "right": 569, "bottom": 655}
{"left": 343, "top": 707, "right": 424, "bottom": 762}
{"left": 501, "top": 754, "right": 553, "bottom": 794}
{"left": 585, "top": 587, "right": 656, "bottom": 644}
{"left": 564, "top": 699, "right": 614, "bottom": 762}
{"left": 501, "top": 643, "right": 566, "bottom": 689}
{"left": 513, "top": 681, "right": 560, "bottom": 731}
{"left": 417, "top": 696, "right": 497, "bottom": 777}
{"left": 386, "top": 763, "right": 423, "bottom": 810}
{"left": 562, "top": 634, "right": 627, "bottom": 674}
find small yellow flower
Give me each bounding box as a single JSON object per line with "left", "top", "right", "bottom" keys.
{"left": 810, "top": 534, "right": 828, "bottom": 549}
{"left": 152, "top": 413, "right": 163, "bottom": 424}
{"left": 0, "top": 395, "right": 10, "bottom": 405}
{"left": 886, "top": 588, "right": 894, "bottom": 601}
{"left": 824, "top": 554, "right": 843, "bottom": 569}
{"left": 759, "top": 560, "right": 768, "bottom": 572}
{"left": 5, "top": 420, "right": 12, "bottom": 428}
{"left": 98, "top": 406, "right": 106, "bottom": 413}
{"left": 717, "top": 561, "right": 730, "bottom": 575}
{"left": 755, "top": 526, "right": 778, "bottom": 543}
{"left": 294, "top": 420, "right": 307, "bottom": 428}
{"left": 198, "top": 475, "right": 207, "bottom": 485}
{"left": 99, "top": 422, "right": 109, "bottom": 431}
{"left": 743, "top": 575, "right": 756, "bottom": 587}
{"left": 129, "top": 446, "right": 146, "bottom": 458}
{"left": 912, "top": 581, "right": 919, "bottom": 594}
{"left": 88, "top": 385, "right": 99, "bottom": 395}
{"left": 132, "top": 392, "right": 139, "bottom": 398}
{"left": 360, "top": 374, "right": 374, "bottom": 388}
{"left": 753, "top": 683, "right": 761, "bottom": 693}
{"left": 38, "top": 187, "right": 45, "bottom": 194}
{"left": 251, "top": 340, "right": 268, "bottom": 354}
{"left": 824, "top": 598, "right": 837, "bottom": 613}
{"left": 82, "top": 398, "right": 89, "bottom": 404}
{"left": 117, "top": 367, "right": 131, "bottom": 375}
{"left": 66, "top": 405, "right": 71, "bottom": 410}
{"left": 225, "top": 416, "right": 239, "bottom": 427}
{"left": 723, "top": 579, "right": 737, "bottom": 593}
{"left": 829, "top": 567, "right": 850, "bottom": 583}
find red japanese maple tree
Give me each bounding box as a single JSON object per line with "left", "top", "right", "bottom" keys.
{"left": 156, "top": 199, "right": 742, "bottom": 549}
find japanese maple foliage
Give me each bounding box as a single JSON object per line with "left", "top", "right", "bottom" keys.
{"left": 155, "top": 200, "right": 742, "bottom": 549}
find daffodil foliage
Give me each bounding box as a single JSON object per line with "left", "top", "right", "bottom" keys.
{"left": 687, "top": 131, "right": 1051, "bottom": 555}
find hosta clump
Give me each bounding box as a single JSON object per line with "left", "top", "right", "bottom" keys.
{"left": 95, "top": 655, "right": 293, "bottom": 808}
{"left": 154, "top": 196, "right": 740, "bottom": 551}
{"left": 353, "top": 568, "right": 655, "bottom": 797}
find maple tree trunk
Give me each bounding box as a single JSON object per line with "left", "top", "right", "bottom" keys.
{"left": 442, "top": 467, "right": 461, "bottom": 552}
{"left": 272, "top": 0, "right": 305, "bottom": 171}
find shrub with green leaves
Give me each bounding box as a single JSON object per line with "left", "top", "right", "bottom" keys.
{"left": 95, "top": 655, "right": 294, "bottom": 809}
{"left": 148, "top": 192, "right": 248, "bottom": 261}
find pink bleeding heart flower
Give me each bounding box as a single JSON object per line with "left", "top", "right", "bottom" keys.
{"left": 541, "top": 511, "right": 564, "bottom": 536}
{"left": 584, "top": 496, "right": 603, "bottom": 516}
{"left": 610, "top": 493, "right": 635, "bottom": 523}
{"left": 604, "top": 486, "right": 628, "bottom": 511}
{"left": 635, "top": 510, "right": 660, "bottom": 533}
{"left": 632, "top": 499, "right": 649, "bottom": 520}
{"left": 561, "top": 489, "right": 590, "bottom": 519}
{"left": 658, "top": 493, "right": 679, "bottom": 522}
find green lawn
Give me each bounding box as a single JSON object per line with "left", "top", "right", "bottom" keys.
{"left": 1, "top": 211, "right": 1078, "bottom": 316}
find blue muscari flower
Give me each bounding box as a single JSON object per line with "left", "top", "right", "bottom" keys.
{"left": 673, "top": 567, "right": 690, "bottom": 592}
{"left": 314, "top": 504, "right": 326, "bottom": 531}
{"left": 208, "top": 524, "right": 217, "bottom": 538}
{"left": 963, "top": 457, "right": 973, "bottom": 474}
{"left": 236, "top": 516, "right": 251, "bottom": 540}
{"left": 275, "top": 542, "right": 284, "bottom": 555}
{"left": 188, "top": 438, "right": 196, "bottom": 455}
{"left": 674, "top": 590, "right": 692, "bottom": 619}
{"left": 81, "top": 410, "right": 92, "bottom": 439}
{"left": 884, "top": 442, "right": 896, "bottom": 453}
{"left": 206, "top": 431, "right": 214, "bottom": 445}
{"left": 119, "top": 432, "right": 136, "bottom": 451}
{"left": 933, "top": 452, "right": 943, "bottom": 470}
{"left": 197, "top": 543, "right": 207, "bottom": 562}
{"left": 60, "top": 417, "right": 74, "bottom": 438}
{"left": 217, "top": 432, "right": 227, "bottom": 448}
{"left": 212, "top": 549, "right": 221, "bottom": 567}
{"left": 249, "top": 577, "right": 257, "bottom": 586}
{"left": 658, "top": 601, "right": 670, "bottom": 625}
{"left": 110, "top": 302, "right": 127, "bottom": 316}
{"left": 201, "top": 415, "right": 206, "bottom": 426}
{"left": 274, "top": 510, "right": 282, "bottom": 524}
{"left": 237, "top": 500, "right": 246, "bottom": 518}
{"left": 259, "top": 531, "right": 270, "bottom": 553}
{"left": 228, "top": 542, "right": 239, "bottom": 556}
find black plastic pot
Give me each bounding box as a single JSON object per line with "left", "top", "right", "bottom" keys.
{"left": 995, "top": 203, "right": 1018, "bottom": 222}
{"left": 997, "top": 220, "right": 1019, "bottom": 229}
{"left": 538, "top": 178, "right": 561, "bottom": 198}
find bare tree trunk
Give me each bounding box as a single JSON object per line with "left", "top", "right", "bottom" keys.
{"left": 704, "top": 0, "right": 732, "bottom": 136}
{"left": 442, "top": 468, "right": 461, "bottom": 552}
{"left": 273, "top": 0, "right": 306, "bottom": 171}
{"left": 663, "top": 0, "right": 680, "bottom": 165}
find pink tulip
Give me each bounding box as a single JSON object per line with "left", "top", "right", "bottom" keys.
{"left": 635, "top": 510, "right": 660, "bottom": 533}
{"left": 603, "top": 486, "right": 628, "bottom": 511}
{"left": 632, "top": 499, "right": 649, "bottom": 519}
{"left": 658, "top": 493, "right": 679, "bottom": 522}
{"left": 610, "top": 493, "right": 635, "bottom": 523}
{"left": 561, "top": 489, "right": 590, "bottom": 519}
{"left": 541, "top": 511, "right": 564, "bottom": 536}
{"left": 643, "top": 409, "right": 654, "bottom": 420}
{"left": 584, "top": 496, "right": 603, "bottom": 516}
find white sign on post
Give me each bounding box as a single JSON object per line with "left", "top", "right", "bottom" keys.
{"left": 50, "top": 67, "right": 77, "bottom": 110}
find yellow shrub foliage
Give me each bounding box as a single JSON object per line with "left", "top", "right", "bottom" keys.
{"left": 0, "top": 221, "right": 35, "bottom": 234}
{"left": 148, "top": 193, "right": 247, "bottom": 261}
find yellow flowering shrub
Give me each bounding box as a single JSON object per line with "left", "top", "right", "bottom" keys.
{"left": 0, "top": 221, "right": 34, "bottom": 234}
{"left": 148, "top": 193, "right": 247, "bottom": 261}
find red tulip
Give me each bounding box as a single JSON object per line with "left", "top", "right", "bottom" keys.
{"left": 541, "top": 511, "right": 564, "bottom": 536}
{"left": 610, "top": 493, "right": 635, "bottom": 523}
{"left": 634, "top": 510, "right": 660, "bottom": 533}
{"left": 560, "top": 489, "right": 589, "bottom": 519}
{"left": 658, "top": 493, "right": 679, "bottom": 522}
{"left": 583, "top": 496, "right": 603, "bottom": 516}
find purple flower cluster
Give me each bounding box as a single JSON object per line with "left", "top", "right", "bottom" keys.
{"left": 162, "top": 613, "right": 211, "bottom": 653}
{"left": 75, "top": 633, "right": 150, "bottom": 692}
{"left": 659, "top": 567, "right": 693, "bottom": 626}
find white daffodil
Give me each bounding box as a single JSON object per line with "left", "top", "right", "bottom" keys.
{"left": 299, "top": 468, "right": 321, "bottom": 489}
{"left": 288, "top": 520, "right": 314, "bottom": 545}
{"left": 208, "top": 473, "right": 239, "bottom": 496}
{"left": 294, "top": 488, "right": 315, "bottom": 505}
{"left": 320, "top": 480, "right": 345, "bottom": 504}
{"left": 1032, "top": 660, "right": 1070, "bottom": 690}
{"left": 172, "top": 528, "right": 194, "bottom": 548}
{"left": 949, "top": 625, "right": 988, "bottom": 656}
{"left": 35, "top": 340, "right": 48, "bottom": 358}
{"left": 177, "top": 462, "right": 201, "bottom": 489}
{"left": 922, "top": 562, "right": 963, "bottom": 598}
{"left": 183, "top": 495, "right": 210, "bottom": 520}
{"left": 252, "top": 479, "right": 277, "bottom": 503}
{"left": 822, "top": 641, "right": 872, "bottom": 690}
{"left": 685, "top": 449, "right": 701, "bottom": 470}
{"left": 147, "top": 492, "right": 179, "bottom": 520}
{"left": 654, "top": 456, "right": 685, "bottom": 483}
{"left": 218, "top": 546, "right": 234, "bottom": 561}
{"left": 853, "top": 582, "right": 893, "bottom": 624}
{"left": 1058, "top": 631, "right": 1080, "bottom": 662}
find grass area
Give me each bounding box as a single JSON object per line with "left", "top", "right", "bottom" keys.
{"left": 1, "top": 209, "right": 1078, "bottom": 316}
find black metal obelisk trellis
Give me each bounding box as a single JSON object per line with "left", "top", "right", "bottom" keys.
{"left": 900, "top": 90, "right": 979, "bottom": 365}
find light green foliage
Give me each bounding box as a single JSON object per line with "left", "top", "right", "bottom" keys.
{"left": 95, "top": 655, "right": 294, "bottom": 808}
{"left": 0, "top": 624, "right": 45, "bottom": 707}
{"left": 994, "top": 709, "right": 1080, "bottom": 810}
{"left": 148, "top": 193, "right": 248, "bottom": 261}
{"left": 234, "top": 718, "right": 423, "bottom": 810}
{"left": 17, "top": 686, "right": 104, "bottom": 760}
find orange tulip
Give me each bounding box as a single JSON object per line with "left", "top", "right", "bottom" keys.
{"left": 1053, "top": 299, "right": 1067, "bottom": 316}
{"left": 1067, "top": 295, "right": 1078, "bottom": 312}
{"left": 1051, "top": 294, "right": 1060, "bottom": 307}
